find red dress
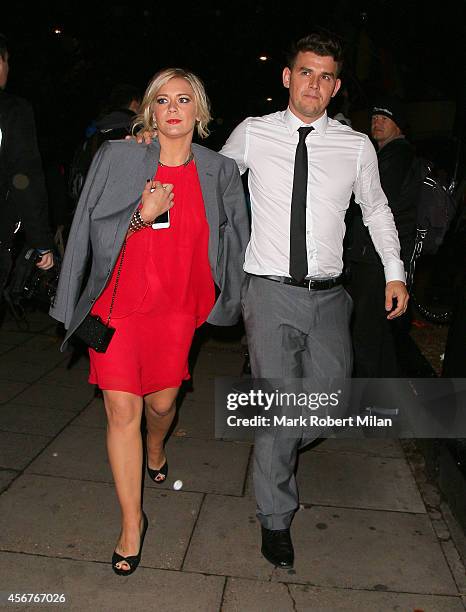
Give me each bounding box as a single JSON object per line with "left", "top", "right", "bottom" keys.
{"left": 88, "top": 159, "right": 215, "bottom": 396}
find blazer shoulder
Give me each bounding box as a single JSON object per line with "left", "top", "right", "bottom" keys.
{"left": 102, "top": 138, "right": 153, "bottom": 163}
{"left": 193, "top": 142, "right": 218, "bottom": 160}
{"left": 193, "top": 143, "right": 238, "bottom": 172}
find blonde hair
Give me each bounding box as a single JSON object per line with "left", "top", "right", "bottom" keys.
{"left": 133, "top": 68, "right": 211, "bottom": 139}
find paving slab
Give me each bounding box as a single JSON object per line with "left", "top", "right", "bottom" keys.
{"left": 22, "top": 334, "right": 67, "bottom": 351}
{"left": 183, "top": 494, "right": 272, "bottom": 579}
{"left": 0, "top": 431, "right": 51, "bottom": 470}
{"left": 312, "top": 438, "right": 405, "bottom": 458}
{"left": 222, "top": 577, "right": 294, "bottom": 611}
{"left": 25, "top": 425, "right": 111, "bottom": 482}
{"left": 296, "top": 451, "right": 426, "bottom": 513}
{"left": 0, "top": 474, "right": 202, "bottom": 570}
{"left": 27, "top": 425, "right": 251, "bottom": 496}
{"left": 74, "top": 392, "right": 220, "bottom": 441}
{"left": 1, "top": 316, "right": 53, "bottom": 334}
{"left": 243, "top": 443, "right": 416, "bottom": 504}
{"left": 0, "top": 380, "right": 30, "bottom": 404}
{"left": 0, "top": 551, "right": 225, "bottom": 612}
{"left": 10, "top": 383, "right": 94, "bottom": 412}
{"left": 73, "top": 397, "right": 106, "bottom": 429}
{"left": 59, "top": 350, "right": 90, "bottom": 371}
{"left": 193, "top": 349, "right": 243, "bottom": 364}
{"left": 0, "top": 403, "right": 75, "bottom": 437}
{"left": 0, "top": 331, "right": 33, "bottom": 346}
{"left": 193, "top": 355, "right": 244, "bottom": 378}
{"left": 147, "top": 437, "right": 251, "bottom": 496}
{"left": 272, "top": 506, "right": 458, "bottom": 595}
{"left": 174, "top": 394, "right": 216, "bottom": 440}
{"left": 0, "top": 342, "right": 16, "bottom": 354}
{"left": 4, "top": 345, "right": 66, "bottom": 367}
{"left": 289, "top": 584, "right": 465, "bottom": 611}
{"left": 185, "top": 377, "right": 217, "bottom": 402}
{"left": 173, "top": 408, "right": 216, "bottom": 440}
{"left": 40, "top": 365, "right": 93, "bottom": 388}
{"left": 0, "top": 469, "right": 18, "bottom": 492}
{"left": 0, "top": 360, "right": 59, "bottom": 383}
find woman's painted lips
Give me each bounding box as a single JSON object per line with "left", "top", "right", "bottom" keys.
{"left": 167, "top": 119, "right": 182, "bottom": 124}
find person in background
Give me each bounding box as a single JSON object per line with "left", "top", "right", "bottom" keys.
{"left": 0, "top": 33, "right": 54, "bottom": 298}
{"left": 347, "top": 95, "right": 417, "bottom": 377}
{"left": 68, "top": 83, "right": 141, "bottom": 208}
{"left": 92, "top": 83, "right": 141, "bottom": 139}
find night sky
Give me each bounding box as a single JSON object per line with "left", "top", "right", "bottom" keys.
{"left": 3, "top": 0, "right": 466, "bottom": 163}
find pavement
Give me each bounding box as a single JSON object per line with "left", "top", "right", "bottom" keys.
{"left": 0, "top": 308, "right": 465, "bottom": 611}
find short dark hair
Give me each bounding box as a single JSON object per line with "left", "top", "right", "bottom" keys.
{"left": 0, "top": 33, "right": 8, "bottom": 60}
{"left": 287, "top": 32, "right": 344, "bottom": 75}
{"left": 107, "top": 83, "right": 141, "bottom": 110}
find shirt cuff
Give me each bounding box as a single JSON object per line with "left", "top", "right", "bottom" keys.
{"left": 383, "top": 260, "right": 406, "bottom": 283}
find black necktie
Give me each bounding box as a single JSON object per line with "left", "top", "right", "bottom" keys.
{"left": 289, "top": 126, "right": 314, "bottom": 283}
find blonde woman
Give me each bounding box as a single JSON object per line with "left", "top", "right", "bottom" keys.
{"left": 51, "top": 68, "right": 249, "bottom": 575}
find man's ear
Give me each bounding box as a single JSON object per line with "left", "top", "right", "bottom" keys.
{"left": 282, "top": 67, "right": 291, "bottom": 89}
{"left": 331, "top": 78, "right": 342, "bottom": 98}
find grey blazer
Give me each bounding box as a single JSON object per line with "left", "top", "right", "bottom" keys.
{"left": 50, "top": 139, "right": 250, "bottom": 350}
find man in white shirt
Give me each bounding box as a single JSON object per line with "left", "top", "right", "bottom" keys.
{"left": 220, "top": 32, "right": 408, "bottom": 569}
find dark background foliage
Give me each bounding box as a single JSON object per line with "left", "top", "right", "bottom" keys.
{"left": 3, "top": 0, "right": 465, "bottom": 163}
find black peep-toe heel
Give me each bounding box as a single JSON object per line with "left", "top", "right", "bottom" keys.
{"left": 112, "top": 511, "right": 148, "bottom": 576}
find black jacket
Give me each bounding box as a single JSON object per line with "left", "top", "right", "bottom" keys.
{"left": 348, "top": 137, "right": 417, "bottom": 267}
{"left": 94, "top": 108, "right": 136, "bottom": 135}
{"left": 0, "top": 91, "right": 53, "bottom": 249}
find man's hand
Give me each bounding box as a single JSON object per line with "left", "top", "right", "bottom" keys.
{"left": 125, "top": 129, "right": 156, "bottom": 144}
{"left": 385, "top": 280, "right": 409, "bottom": 319}
{"left": 36, "top": 252, "right": 54, "bottom": 270}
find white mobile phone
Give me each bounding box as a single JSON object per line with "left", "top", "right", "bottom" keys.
{"left": 151, "top": 210, "right": 170, "bottom": 229}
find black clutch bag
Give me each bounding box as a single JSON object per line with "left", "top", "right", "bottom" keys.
{"left": 74, "top": 314, "right": 115, "bottom": 353}
{"left": 73, "top": 240, "right": 127, "bottom": 354}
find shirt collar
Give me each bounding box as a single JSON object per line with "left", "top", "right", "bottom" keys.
{"left": 284, "top": 107, "right": 328, "bottom": 136}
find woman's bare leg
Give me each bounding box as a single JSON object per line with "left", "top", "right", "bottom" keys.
{"left": 103, "top": 389, "right": 144, "bottom": 571}
{"left": 144, "top": 387, "right": 179, "bottom": 472}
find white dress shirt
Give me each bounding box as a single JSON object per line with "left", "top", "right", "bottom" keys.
{"left": 220, "top": 108, "right": 405, "bottom": 282}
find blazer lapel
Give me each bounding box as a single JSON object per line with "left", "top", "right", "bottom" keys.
{"left": 110, "top": 141, "right": 161, "bottom": 265}
{"left": 193, "top": 145, "right": 219, "bottom": 273}
{"left": 109, "top": 141, "right": 220, "bottom": 277}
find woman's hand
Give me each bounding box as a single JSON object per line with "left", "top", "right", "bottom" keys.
{"left": 140, "top": 180, "right": 174, "bottom": 223}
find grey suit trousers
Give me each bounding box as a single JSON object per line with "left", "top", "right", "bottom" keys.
{"left": 242, "top": 274, "right": 353, "bottom": 530}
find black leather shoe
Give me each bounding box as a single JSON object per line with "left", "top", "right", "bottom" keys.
{"left": 261, "top": 526, "right": 294, "bottom": 568}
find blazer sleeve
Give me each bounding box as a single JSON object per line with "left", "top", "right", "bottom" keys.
{"left": 207, "top": 158, "right": 250, "bottom": 326}
{"left": 49, "top": 142, "right": 111, "bottom": 326}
